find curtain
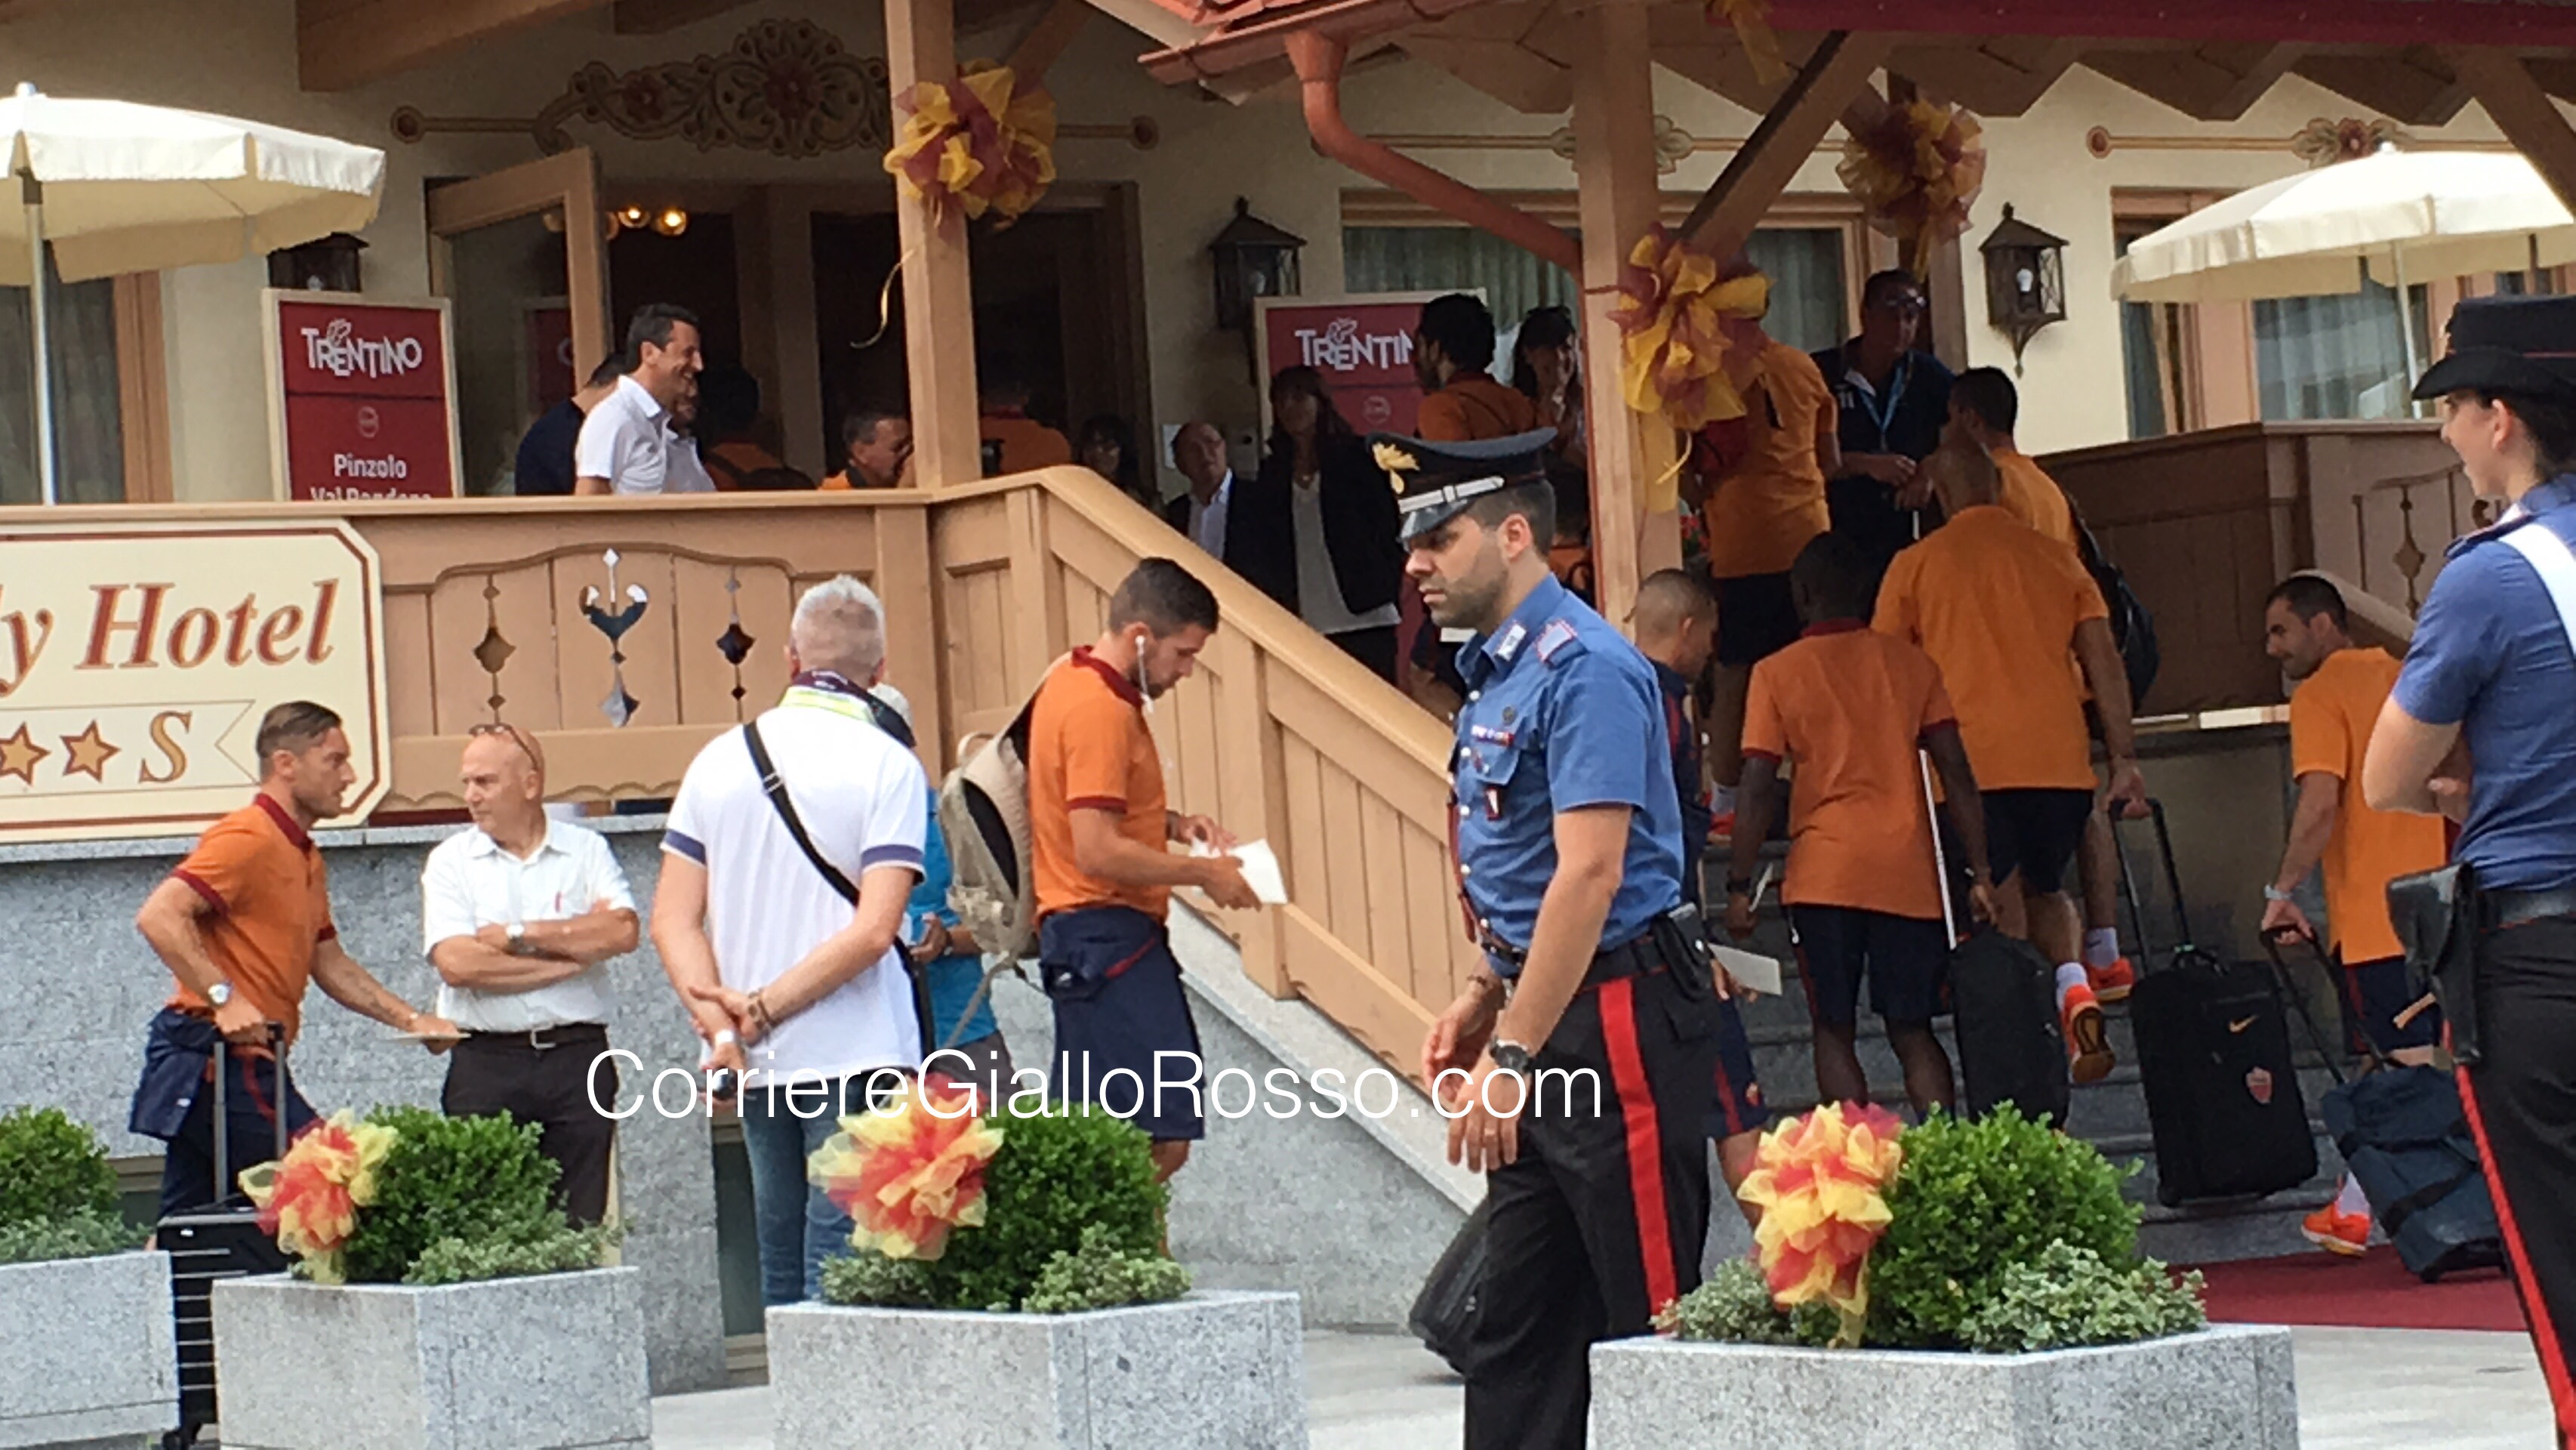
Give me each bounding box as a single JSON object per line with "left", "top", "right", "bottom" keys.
{"left": 2254, "top": 279, "right": 2431, "bottom": 421}
{"left": 0, "top": 254, "right": 125, "bottom": 504}
{"left": 1742, "top": 228, "right": 1847, "bottom": 353}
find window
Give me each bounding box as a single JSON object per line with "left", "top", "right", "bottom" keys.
{"left": 2115, "top": 219, "right": 2186, "bottom": 439}
{"left": 0, "top": 261, "right": 165, "bottom": 505}
{"left": 2254, "top": 282, "right": 2430, "bottom": 421}
{"left": 1342, "top": 226, "right": 1576, "bottom": 335}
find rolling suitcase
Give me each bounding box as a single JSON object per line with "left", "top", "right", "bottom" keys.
{"left": 156, "top": 1032, "right": 293, "bottom": 1449}
{"left": 2122, "top": 801, "right": 2316, "bottom": 1205}
{"left": 1919, "top": 754, "right": 2072, "bottom": 1128}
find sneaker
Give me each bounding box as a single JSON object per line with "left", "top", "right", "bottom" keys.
{"left": 2300, "top": 1202, "right": 2371, "bottom": 1257}
{"left": 2088, "top": 956, "right": 2137, "bottom": 1004}
{"left": 2062, "top": 983, "right": 2115, "bottom": 1084}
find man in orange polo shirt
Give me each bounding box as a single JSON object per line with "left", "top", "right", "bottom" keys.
{"left": 1413, "top": 294, "right": 1539, "bottom": 444}
{"left": 1875, "top": 443, "right": 2147, "bottom": 1083}
{"left": 2259, "top": 574, "right": 2451, "bottom": 1255}
{"left": 1732, "top": 534, "right": 1996, "bottom": 1117}
{"left": 1694, "top": 338, "right": 1841, "bottom": 817}
{"left": 130, "top": 702, "right": 457, "bottom": 1217}
{"left": 979, "top": 369, "right": 1072, "bottom": 477}
{"left": 1028, "top": 559, "right": 1258, "bottom": 1182}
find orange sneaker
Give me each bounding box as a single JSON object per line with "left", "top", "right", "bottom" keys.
{"left": 2301, "top": 1202, "right": 2371, "bottom": 1257}
{"left": 2062, "top": 983, "right": 2115, "bottom": 1084}
{"left": 2089, "top": 956, "right": 2137, "bottom": 1003}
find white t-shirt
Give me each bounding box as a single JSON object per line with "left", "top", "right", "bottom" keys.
{"left": 663, "top": 436, "right": 718, "bottom": 495}
{"left": 1188, "top": 473, "right": 1233, "bottom": 560}
{"left": 421, "top": 819, "right": 635, "bottom": 1032}
{"left": 1290, "top": 475, "right": 1400, "bottom": 636}
{"left": 662, "top": 693, "right": 929, "bottom": 1084}
{"left": 576, "top": 376, "right": 679, "bottom": 495}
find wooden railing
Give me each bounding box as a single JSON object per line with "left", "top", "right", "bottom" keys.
{"left": 2044, "top": 421, "right": 2474, "bottom": 714}
{"left": 36, "top": 474, "right": 1471, "bottom": 1074}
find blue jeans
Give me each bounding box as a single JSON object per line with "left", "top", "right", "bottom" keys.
{"left": 737, "top": 1074, "right": 892, "bottom": 1306}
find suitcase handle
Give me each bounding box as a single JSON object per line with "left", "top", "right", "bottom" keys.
{"left": 208, "top": 1026, "right": 290, "bottom": 1205}
{"left": 2112, "top": 798, "right": 2205, "bottom": 968}
{"left": 2260, "top": 929, "right": 2393, "bottom": 1086}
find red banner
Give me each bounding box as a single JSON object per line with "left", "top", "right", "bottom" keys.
{"left": 1260, "top": 295, "right": 1438, "bottom": 438}
{"left": 272, "top": 295, "right": 458, "bottom": 501}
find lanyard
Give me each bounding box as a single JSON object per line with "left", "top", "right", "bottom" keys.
{"left": 1842, "top": 349, "right": 1910, "bottom": 451}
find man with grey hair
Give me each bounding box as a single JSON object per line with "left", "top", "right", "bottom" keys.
{"left": 652, "top": 574, "right": 930, "bottom": 1304}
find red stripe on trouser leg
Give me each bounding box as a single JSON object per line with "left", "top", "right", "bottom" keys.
{"left": 2456, "top": 1063, "right": 2576, "bottom": 1439}
{"left": 1597, "top": 976, "right": 1679, "bottom": 1313}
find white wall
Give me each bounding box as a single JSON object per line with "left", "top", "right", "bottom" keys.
{"left": 0, "top": 0, "right": 2526, "bottom": 495}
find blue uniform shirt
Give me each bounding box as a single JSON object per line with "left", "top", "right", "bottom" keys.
{"left": 908, "top": 787, "right": 1001, "bottom": 1047}
{"left": 1453, "top": 574, "right": 1688, "bottom": 972}
{"left": 2392, "top": 476, "right": 2576, "bottom": 892}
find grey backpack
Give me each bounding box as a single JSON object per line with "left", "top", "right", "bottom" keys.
{"left": 937, "top": 693, "right": 1041, "bottom": 960}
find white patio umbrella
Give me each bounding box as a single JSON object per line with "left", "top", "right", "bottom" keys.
{"left": 0, "top": 82, "right": 386, "bottom": 503}
{"left": 2112, "top": 149, "right": 2576, "bottom": 390}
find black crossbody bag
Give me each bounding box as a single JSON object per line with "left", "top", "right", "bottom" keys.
{"left": 741, "top": 718, "right": 941, "bottom": 1060}
{"left": 2388, "top": 861, "right": 2483, "bottom": 1066}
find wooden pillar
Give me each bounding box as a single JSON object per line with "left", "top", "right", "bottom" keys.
{"left": 886, "top": 0, "right": 983, "bottom": 486}
{"left": 1572, "top": 0, "right": 1678, "bottom": 632}
{"left": 1887, "top": 76, "right": 1971, "bottom": 366}
{"left": 2442, "top": 48, "right": 2576, "bottom": 217}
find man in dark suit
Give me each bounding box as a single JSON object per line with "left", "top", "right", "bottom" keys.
{"left": 1161, "top": 423, "right": 1236, "bottom": 559}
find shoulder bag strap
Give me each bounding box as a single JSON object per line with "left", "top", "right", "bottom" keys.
{"left": 2504, "top": 521, "right": 2576, "bottom": 656}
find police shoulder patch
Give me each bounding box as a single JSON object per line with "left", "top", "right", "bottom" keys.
{"left": 1533, "top": 618, "right": 1584, "bottom": 665}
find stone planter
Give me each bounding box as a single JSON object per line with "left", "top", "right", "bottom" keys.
{"left": 769, "top": 1290, "right": 1305, "bottom": 1449}
{"left": 0, "top": 1250, "right": 175, "bottom": 1450}
{"left": 211, "top": 1267, "right": 649, "bottom": 1450}
{"left": 1592, "top": 1323, "right": 2299, "bottom": 1449}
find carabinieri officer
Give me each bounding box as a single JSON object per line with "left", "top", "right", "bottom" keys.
{"left": 1383, "top": 427, "right": 1721, "bottom": 1450}
{"left": 2363, "top": 295, "right": 2576, "bottom": 1448}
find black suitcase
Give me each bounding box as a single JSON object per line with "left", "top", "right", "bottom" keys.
{"left": 2122, "top": 802, "right": 2316, "bottom": 1205}
{"left": 1950, "top": 927, "right": 2072, "bottom": 1128}
{"left": 156, "top": 1033, "right": 292, "bottom": 1449}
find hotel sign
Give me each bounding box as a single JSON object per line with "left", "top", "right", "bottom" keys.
{"left": 0, "top": 521, "right": 390, "bottom": 844}
{"left": 264, "top": 290, "right": 463, "bottom": 502}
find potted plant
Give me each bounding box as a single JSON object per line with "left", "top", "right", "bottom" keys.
{"left": 768, "top": 1083, "right": 1305, "bottom": 1450}
{"left": 211, "top": 1107, "right": 647, "bottom": 1450}
{"left": 1591, "top": 1106, "right": 2298, "bottom": 1450}
{"left": 0, "top": 1106, "right": 168, "bottom": 1449}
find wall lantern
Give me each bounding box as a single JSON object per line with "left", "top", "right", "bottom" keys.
{"left": 1979, "top": 203, "right": 2068, "bottom": 375}
{"left": 1208, "top": 196, "right": 1305, "bottom": 333}
{"left": 267, "top": 232, "right": 366, "bottom": 294}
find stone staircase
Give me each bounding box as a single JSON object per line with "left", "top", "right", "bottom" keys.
{"left": 1720, "top": 862, "right": 2351, "bottom": 1266}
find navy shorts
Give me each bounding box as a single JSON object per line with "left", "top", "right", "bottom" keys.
{"left": 1707, "top": 993, "right": 1768, "bottom": 1140}
{"left": 1982, "top": 788, "right": 2094, "bottom": 896}
{"left": 1040, "top": 905, "right": 1206, "bottom": 1141}
{"left": 1789, "top": 904, "right": 1951, "bottom": 1026}
{"left": 1715, "top": 571, "right": 1801, "bottom": 668}
{"left": 2339, "top": 952, "right": 2442, "bottom": 1057}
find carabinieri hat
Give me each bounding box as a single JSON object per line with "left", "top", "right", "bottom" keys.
{"left": 2412, "top": 295, "right": 2576, "bottom": 404}
{"left": 1368, "top": 427, "right": 1558, "bottom": 546}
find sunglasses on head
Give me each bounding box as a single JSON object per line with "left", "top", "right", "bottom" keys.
{"left": 1873, "top": 295, "right": 1928, "bottom": 316}
{"left": 467, "top": 721, "right": 540, "bottom": 765}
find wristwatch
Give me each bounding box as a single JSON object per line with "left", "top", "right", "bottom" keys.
{"left": 1490, "top": 1041, "right": 1533, "bottom": 1075}
{"left": 2261, "top": 885, "right": 2295, "bottom": 904}
{"left": 506, "top": 922, "right": 528, "bottom": 955}
{"left": 206, "top": 981, "right": 233, "bottom": 1008}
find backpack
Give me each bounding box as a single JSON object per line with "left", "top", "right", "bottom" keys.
{"left": 938, "top": 693, "right": 1042, "bottom": 960}
{"left": 2069, "top": 504, "right": 2161, "bottom": 708}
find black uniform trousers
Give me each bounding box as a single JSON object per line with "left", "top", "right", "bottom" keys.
{"left": 1463, "top": 958, "right": 1718, "bottom": 1450}
{"left": 441, "top": 1024, "right": 620, "bottom": 1226}
{"left": 2458, "top": 916, "right": 2576, "bottom": 1448}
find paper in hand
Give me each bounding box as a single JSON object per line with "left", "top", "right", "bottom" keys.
{"left": 1190, "top": 838, "right": 1290, "bottom": 905}
{"left": 1713, "top": 946, "right": 1783, "bottom": 998}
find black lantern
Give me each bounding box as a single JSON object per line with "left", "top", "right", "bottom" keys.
{"left": 269, "top": 232, "right": 367, "bottom": 294}
{"left": 1979, "top": 204, "right": 2067, "bottom": 374}
{"left": 1208, "top": 197, "right": 1304, "bottom": 333}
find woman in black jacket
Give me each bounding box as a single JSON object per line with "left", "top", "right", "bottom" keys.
{"left": 1231, "top": 366, "right": 1406, "bottom": 681}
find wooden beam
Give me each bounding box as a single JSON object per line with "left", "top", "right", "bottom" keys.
{"left": 1683, "top": 30, "right": 1893, "bottom": 262}
{"left": 2080, "top": 42, "right": 2301, "bottom": 121}
{"left": 609, "top": 0, "right": 750, "bottom": 35}
{"left": 1006, "top": 0, "right": 1091, "bottom": 84}
{"left": 1573, "top": 0, "right": 1681, "bottom": 631}
{"left": 1394, "top": 35, "right": 1573, "bottom": 114}
{"left": 2442, "top": 47, "right": 2576, "bottom": 219}
{"left": 1646, "top": 11, "right": 1822, "bottom": 110}
{"left": 2292, "top": 51, "right": 2473, "bottom": 126}
{"left": 298, "top": 0, "right": 606, "bottom": 91}
{"left": 886, "top": 0, "right": 984, "bottom": 487}
{"left": 1884, "top": 36, "right": 2083, "bottom": 117}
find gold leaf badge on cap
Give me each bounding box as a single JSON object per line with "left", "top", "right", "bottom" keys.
{"left": 1373, "top": 441, "right": 1419, "bottom": 495}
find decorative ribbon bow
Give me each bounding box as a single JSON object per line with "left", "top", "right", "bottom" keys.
{"left": 1609, "top": 227, "right": 1772, "bottom": 510}
{"left": 883, "top": 60, "right": 1058, "bottom": 226}
{"left": 1839, "top": 100, "right": 1988, "bottom": 279}
{"left": 1736, "top": 1102, "right": 1907, "bottom": 1347}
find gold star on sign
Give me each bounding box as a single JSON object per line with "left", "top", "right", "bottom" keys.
{"left": 0, "top": 724, "right": 45, "bottom": 785}
{"left": 60, "top": 721, "right": 119, "bottom": 782}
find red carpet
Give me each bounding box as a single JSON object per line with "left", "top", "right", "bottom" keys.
{"left": 2189, "top": 1246, "right": 2526, "bottom": 1333}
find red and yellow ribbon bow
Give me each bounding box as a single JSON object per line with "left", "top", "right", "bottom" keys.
{"left": 1838, "top": 100, "right": 1988, "bottom": 279}
{"left": 1736, "top": 1102, "right": 1906, "bottom": 1347}
{"left": 1610, "top": 226, "right": 1771, "bottom": 508}
{"left": 883, "top": 60, "right": 1058, "bottom": 226}
{"left": 809, "top": 1082, "right": 1006, "bottom": 1262}
{"left": 239, "top": 1111, "right": 399, "bottom": 1286}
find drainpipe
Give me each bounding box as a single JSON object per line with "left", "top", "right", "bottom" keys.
{"left": 1286, "top": 31, "right": 1582, "bottom": 277}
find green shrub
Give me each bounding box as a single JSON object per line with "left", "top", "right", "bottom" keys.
{"left": 337, "top": 1109, "right": 562, "bottom": 1285}
{"left": 405, "top": 1220, "right": 622, "bottom": 1287}
{"left": 0, "top": 1107, "right": 119, "bottom": 1229}
{"left": 1865, "top": 1107, "right": 2140, "bottom": 1350}
{"left": 1020, "top": 1224, "right": 1191, "bottom": 1315}
{"left": 846, "top": 1102, "right": 1166, "bottom": 1313}
{"left": 1654, "top": 1258, "right": 1836, "bottom": 1347}
{"left": 821, "top": 1251, "right": 941, "bottom": 1309}
{"left": 0, "top": 1208, "right": 148, "bottom": 1265}
{"left": 1958, "top": 1241, "right": 2206, "bottom": 1353}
